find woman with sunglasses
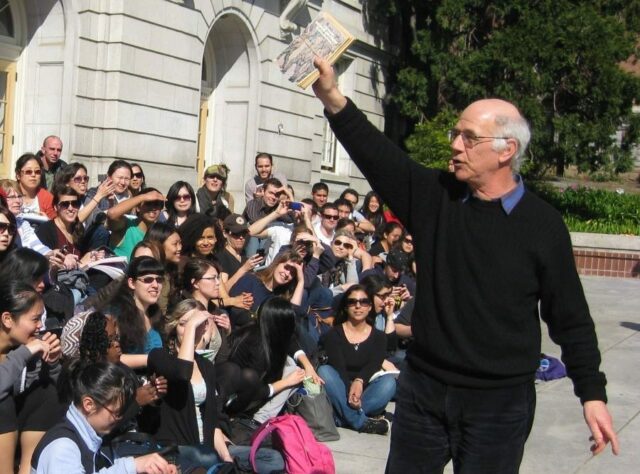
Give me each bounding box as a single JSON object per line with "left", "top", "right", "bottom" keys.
{"left": 106, "top": 187, "right": 166, "bottom": 259}
{"left": 196, "top": 164, "right": 234, "bottom": 214}
{"left": 318, "top": 284, "right": 396, "bottom": 435}
{"left": 129, "top": 163, "right": 146, "bottom": 196}
{"left": 14, "top": 153, "right": 56, "bottom": 220}
{"left": 34, "top": 186, "right": 103, "bottom": 270}
{"left": 164, "top": 181, "right": 196, "bottom": 227}
{"left": 84, "top": 257, "right": 165, "bottom": 367}
{"left": 32, "top": 360, "right": 176, "bottom": 474}
{"left": 320, "top": 230, "right": 373, "bottom": 296}
{"left": 54, "top": 162, "right": 117, "bottom": 225}
{"left": 0, "top": 280, "right": 65, "bottom": 474}
{"left": 0, "top": 204, "right": 18, "bottom": 262}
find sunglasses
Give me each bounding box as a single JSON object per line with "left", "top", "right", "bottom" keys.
{"left": 136, "top": 276, "right": 164, "bottom": 284}
{"left": 21, "top": 169, "right": 41, "bottom": 176}
{"left": 404, "top": 239, "right": 413, "bottom": 244}
{"left": 376, "top": 291, "right": 392, "bottom": 299}
{"left": 205, "top": 174, "right": 225, "bottom": 181}
{"left": 132, "top": 172, "right": 144, "bottom": 179}
{"left": 57, "top": 199, "right": 81, "bottom": 210}
{"left": 143, "top": 200, "right": 164, "bottom": 210}
{"left": 175, "top": 194, "right": 192, "bottom": 202}
{"left": 333, "top": 239, "right": 354, "bottom": 250}
{"left": 346, "top": 298, "right": 371, "bottom": 307}
{"left": 229, "top": 231, "right": 248, "bottom": 238}
{"left": 322, "top": 214, "right": 339, "bottom": 221}
{"left": 72, "top": 176, "right": 90, "bottom": 184}
{"left": 0, "top": 222, "right": 17, "bottom": 235}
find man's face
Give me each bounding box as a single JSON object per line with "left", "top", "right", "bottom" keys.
{"left": 384, "top": 264, "right": 401, "bottom": 284}
{"left": 255, "top": 157, "right": 273, "bottom": 180}
{"left": 344, "top": 192, "right": 358, "bottom": 208}
{"left": 449, "top": 100, "right": 515, "bottom": 188}
{"left": 337, "top": 204, "right": 351, "bottom": 219}
{"left": 321, "top": 208, "right": 339, "bottom": 231}
{"left": 41, "top": 138, "right": 62, "bottom": 166}
{"left": 312, "top": 189, "right": 328, "bottom": 207}
{"left": 263, "top": 184, "right": 281, "bottom": 207}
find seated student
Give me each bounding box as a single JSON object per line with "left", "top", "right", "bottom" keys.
{"left": 313, "top": 203, "right": 340, "bottom": 246}
{"left": 106, "top": 187, "right": 165, "bottom": 259}
{"left": 144, "top": 222, "right": 183, "bottom": 313}
{"left": 359, "top": 191, "right": 386, "bottom": 241}
{"left": 14, "top": 153, "right": 56, "bottom": 220}
{"left": 196, "top": 164, "right": 234, "bottom": 214}
{"left": 310, "top": 182, "right": 329, "bottom": 210}
{"left": 0, "top": 204, "right": 18, "bottom": 264}
{"left": 0, "top": 281, "right": 64, "bottom": 474}
{"left": 318, "top": 285, "right": 396, "bottom": 435}
{"left": 163, "top": 181, "right": 197, "bottom": 228}
{"left": 359, "top": 246, "right": 416, "bottom": 299}
{"left": 145, "top": 300, "right": 284, "bottom": 473}
{"left": 222, "top": 298, "right": 320, "bottom": 430}
{"left": 216, "top": 213, "right": 263, "bottom": 284}
{"left": 319, "top": 230, "right": 373, "bottom": 297}
{"left": 361, "top": 274, "right": 398, "bottom": 356}
{"left": 129, "top": 163, "right": 146, "bottom": 197}
{"left": 369, "top": 221, "right": 403, "bottom": 258}
{"left": 83, "top": 256, "right": 165, "bottom": 367}
{"left": 32, "top": 361, "right": 176, "bottom": 474}
{"left": 244, "top": 152, "right": 288, "bottom": 201}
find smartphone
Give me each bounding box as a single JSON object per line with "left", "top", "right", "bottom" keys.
{"left": 288, "top": 201, "right": 303, "bottom": 211}
{"left": 256, "top": 248, "right": 266, "bottom": 258}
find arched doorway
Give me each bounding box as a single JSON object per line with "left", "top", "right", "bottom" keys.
{"left": 197, "top": 13, "right": 259, "bottom": 207}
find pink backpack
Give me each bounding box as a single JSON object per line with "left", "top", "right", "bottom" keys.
{"left": 250, "top": 414, "right": 336, "bottom": 474}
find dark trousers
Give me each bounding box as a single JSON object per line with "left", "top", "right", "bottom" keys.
{"left": 386, "top": 363, "right": 536, "bottom": 474}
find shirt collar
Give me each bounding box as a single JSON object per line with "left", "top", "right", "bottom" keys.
{"left": 462, "top": 174, "right": 525, "bottom": 215}
{"left": 67, "top": 403, "right": 103, "bottom": 452}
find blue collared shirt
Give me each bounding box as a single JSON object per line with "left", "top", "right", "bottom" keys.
{"left": 462, "top": 175, "right": 525, "bottom": 215}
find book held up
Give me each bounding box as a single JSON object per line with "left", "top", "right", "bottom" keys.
{"left": 277, "top": 12, "right": 355, "bottom": 90}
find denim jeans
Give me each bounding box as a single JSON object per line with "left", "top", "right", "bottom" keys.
{"left": 318, "top": 364, "right": 396, "bottom": 430}
{"left": 385, "top": 363, "right": 536, "bottom": 474}
{"left": 177, "top": 443, "right": 284, "bottom": 473}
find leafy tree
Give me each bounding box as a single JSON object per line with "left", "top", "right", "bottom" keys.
{"left": 364, "top": 0, "right": 640, "bottom": 177}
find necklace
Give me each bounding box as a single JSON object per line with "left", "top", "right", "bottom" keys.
{"left": 343, "top": 323, "right": 369, "bottom": 351}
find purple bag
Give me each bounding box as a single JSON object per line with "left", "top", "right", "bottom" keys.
{"left": 536, "top": 353, "right": 567, "bottom": 381}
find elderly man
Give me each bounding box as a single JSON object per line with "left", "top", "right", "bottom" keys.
{"left": 311, "top": 58, "right": 618, "bottom": 473}
{"left": 39, "top": 135, "right": 66, "bottom": 190}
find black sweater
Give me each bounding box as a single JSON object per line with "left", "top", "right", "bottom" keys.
{"left": 146, "top": 348, "right": 219, "bottom": 446}
{"left": 327, "top": 99, "right": 606, "bottom": 403}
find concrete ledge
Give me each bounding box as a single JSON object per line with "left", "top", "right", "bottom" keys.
{"left": 571, "top": 232, "right": 640, "bottom": 278}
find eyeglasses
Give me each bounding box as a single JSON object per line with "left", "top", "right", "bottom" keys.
{"left": 72, "top": 176, "right": 90, "bottom": 184}
{"left": 346, "top": 298, "right": 371, "bottom": 307}
{"left": 0, "top": 222, "right": 17, "bottom": 235}
{"left": 200, "top": 274, "right": 220, "bottom": 281}
{"left": 57, "top": 199, "right": 81, "bottom": 210}
{"left": 132, "top": 172, "right": 144, "bottom": 179}
{"left": 375, "top": 291, "right": 392, "bottom": 299}
{"left": 97, "top": 401, "right": 123, "bottom": 420}
{"left": 333, "top": 239, "right": 354, "bottom": 250}
{"left": 322, "top": 214, "right": 339, "bottom": 221}
{"left": 175, "top": 194, "right": 192, "bottom": 202}
{"left": 6, "top": 194, "right": 23, "bottom": 201}
{"left": 205, "top": 174, "right": 225, "bottom": 181}
{"left": 21, "top": 169, "right": 41, "bottom": 176}
{"left": 137, "top": 276, "right": 164, "bottom": 284}
{"left": 448, "top": 129, "right": 510, "bottom": 148}
{"left": 143, "top": 200, "right": 164, "bottom": 210}
{"left": 108, "top": 334, "right": 120, "bottom": 346}
{"left": 404, "top": 239, "right": 413, "bottom": 244}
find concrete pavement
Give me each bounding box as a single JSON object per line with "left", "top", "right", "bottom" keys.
{"left": 326, "top": 276, "right": 640, "bottom": 473}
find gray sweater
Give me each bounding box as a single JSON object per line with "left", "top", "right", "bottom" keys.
{"left": 0, "top": 345, "right": 32, "bottom": 399}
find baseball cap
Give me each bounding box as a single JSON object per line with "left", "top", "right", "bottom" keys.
{"left": 223, "top": 214, "right": 249, "bottom": 234}
{"left": 204, "top": 164, "right": 229, "bottom": 179}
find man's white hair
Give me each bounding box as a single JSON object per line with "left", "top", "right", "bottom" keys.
{"left": 491, "top": 114, "right": 531, "bottom": 173}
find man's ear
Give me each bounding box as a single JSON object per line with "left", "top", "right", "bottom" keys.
{"left": 498, "top": 138, "right": 518, "bottom": 167}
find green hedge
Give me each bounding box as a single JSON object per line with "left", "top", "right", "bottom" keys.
{"left": 528, "top": 182, "right": 640, "bottom": 236}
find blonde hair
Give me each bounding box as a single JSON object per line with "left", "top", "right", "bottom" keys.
{"left": 0, "top": 179, "right": 20, "bottom": 194}
{"left": 164, "top": 298, "right": 206, "bottom": 355}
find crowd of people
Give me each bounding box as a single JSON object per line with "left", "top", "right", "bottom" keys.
{"left": 0, "top": 140, "right": 416, "bottom": 473}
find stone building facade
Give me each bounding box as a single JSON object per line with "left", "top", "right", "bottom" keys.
{"left": 0, "top": 0, "right": 388, "bottom": 207}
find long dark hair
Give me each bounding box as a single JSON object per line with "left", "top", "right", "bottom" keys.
{"left": 178, "top": 213, "right": 225, "bottom": 257}
{"left": 79, "top": 311, "right": 110, "bottom": 363}
{"left": 165, "top": 181, "right": 196, "bottom": 225}
{"left": 0, "top": 205, "right": 17, "bottom": 260}
{"left": 334, "top": 284, "right": 375, "bottom": 327}
{"left": 360, "top": 191, "right": 385, "bottom": 233}
{"left": 15, "top": 153, "right": 43, "bottom": 176}
{"left": 230, "top": 297, "right": 296, "bottom": 383}
{"left": 1, "top": 248, "right": 48, "bottom": 284}
{"left": 182, "top": 257, "right": 222, "bottom": 293}
{"left": 91, "top": 256, "right": 165, "bottom": 352}
{"left": 53, "top": 186, "right": 85, "bottom": 244}
{"left": 54, "top": 162, "right": 88, "bottom": 195}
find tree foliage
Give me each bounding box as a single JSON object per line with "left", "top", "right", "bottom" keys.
{"left": 365, "top": 0, "right": 640, "bottom": 177}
